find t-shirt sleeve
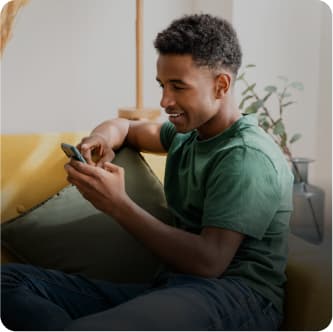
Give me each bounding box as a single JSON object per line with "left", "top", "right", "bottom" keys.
{"left": 202, "top": 147, "right": 281, "bottom": 240}
{"left": 160, "top": 121, "right": 177, "bottom": 151}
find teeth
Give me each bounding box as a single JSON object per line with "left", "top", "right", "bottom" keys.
{"left": 169, "top": 113, "right": 184, "bottom": 118}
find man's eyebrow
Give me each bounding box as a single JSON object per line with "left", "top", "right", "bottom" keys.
{"left": 155, "top": 78, "right": 187, "bottom": 85}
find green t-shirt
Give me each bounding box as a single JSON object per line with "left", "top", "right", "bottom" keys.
{"left": 160, "top": 114, "right": 293, "bottom": 314}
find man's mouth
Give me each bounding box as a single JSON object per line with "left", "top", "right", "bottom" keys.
{"left": 168, "top": 112, "right": 185, "bottom": 118}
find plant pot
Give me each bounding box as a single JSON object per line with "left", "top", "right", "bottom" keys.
{"left": 290, "top": 158, "right": 324, "bottom": 244}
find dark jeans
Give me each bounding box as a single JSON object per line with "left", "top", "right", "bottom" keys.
{"left": 1, "top": 263, "right": 283, "bottom": 330}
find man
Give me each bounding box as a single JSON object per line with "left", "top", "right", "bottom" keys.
{"left": 1, "top": 14, "right": 293, "bottom": 330}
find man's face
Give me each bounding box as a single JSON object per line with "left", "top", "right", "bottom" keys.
{"left": 156, "top": 54, "right": 222, "bottom": 137}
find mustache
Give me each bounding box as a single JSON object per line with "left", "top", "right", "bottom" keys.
{"left": 165, "top": 107, "right": 183, "bottom": 113}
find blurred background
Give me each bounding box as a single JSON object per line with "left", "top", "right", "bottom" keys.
{"left": 0, "top": 0, "right": 331, "bottom": 230}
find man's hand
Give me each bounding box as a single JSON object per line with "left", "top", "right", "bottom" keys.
{"left": 77, "top": 134, "right": 116, "bottom": 167}
{"left": 64, "top": 159, "right": 128, "bottom": 215}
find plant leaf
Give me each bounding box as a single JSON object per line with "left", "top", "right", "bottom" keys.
{"left": 261, "top": 120, "right": 270, "bottom": 131}
{"left": 280, "top": 133, "right": 287, "bottom": 147}
{"left": 281, "top": 101, "right": 295, "bottom": 108}
{"left": 241, "top": 83, "right": 256, "bottom": 96}
{"left": 277, "top": 75, "right": 288, "bottom": 82}
{"left": 246, "top": 64, "right": 256, "bottom": 68}
{"left": 273, "top": 120, "right": 285, "bottom": 135}
{"left": 239, "top": 95, "right": 254, "bottom": 109}
{"left": 258, "top": 113, "right": 268, "bottom": 120}
{"left": 245, "top": 100, "right": 263, "bottom": 114}
{"left": 264, "top": 86, "right": 277, "bottom": 93}
{"left": 290, "top": 81, "right": 304, "bottom": 90}
{"left": 279, "top": 92, "right": 292, "bottom": 99}
{"left": 236, "top": 73, "right": 245, "bottom": 81}
{"left": 289, "top": 133, "right": 302, "bottom": 144}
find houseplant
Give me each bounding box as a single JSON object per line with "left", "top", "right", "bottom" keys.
{"left": 236, "top": 64, "right": 303, "bottom": 160}
{"left": 236, "top": 65, "right": 323, "bottom": 244}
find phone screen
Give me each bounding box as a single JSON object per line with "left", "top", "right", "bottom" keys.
{"left": 61, "top": 143, "right": 87, "bottom": 163}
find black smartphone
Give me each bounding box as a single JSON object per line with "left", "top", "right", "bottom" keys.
{"left": 61, "top": 143, "right": 87, "bottom": 163}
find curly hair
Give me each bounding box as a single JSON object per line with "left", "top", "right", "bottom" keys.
{"left": 154, "top": 14, "right": 242, "bottom": 76}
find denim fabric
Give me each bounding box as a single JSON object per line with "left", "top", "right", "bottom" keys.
{"left": 1, "top": 263, "right": 283, "bottom": 331}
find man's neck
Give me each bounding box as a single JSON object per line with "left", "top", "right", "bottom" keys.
{"left": 197, "top": 96, "right": 241, "bottom": 140}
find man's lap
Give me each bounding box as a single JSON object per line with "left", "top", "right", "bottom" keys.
{"left": 1, "top": 263, "right": 282, "bottom": 330}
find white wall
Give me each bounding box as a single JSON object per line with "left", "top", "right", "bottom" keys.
{"left": 1, "top": 0, "right": 195, "bottom": 133}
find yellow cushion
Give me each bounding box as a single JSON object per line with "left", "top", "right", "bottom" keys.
{"left": 1, "top": 133, "right": 88, "bottom": 222}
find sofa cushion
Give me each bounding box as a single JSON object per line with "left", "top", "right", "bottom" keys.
{"left": 1, "top": 147, "right": 172, "bottom": 282}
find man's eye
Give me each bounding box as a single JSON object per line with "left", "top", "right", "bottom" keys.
{"left": 172, "top": 85, "right": 185, "bottom": 90}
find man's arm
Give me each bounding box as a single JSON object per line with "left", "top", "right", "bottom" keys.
{"left": 112, "top": 193, "right": 244, "bottom": 277}
{"left": 65, "top": 160, "right": 244, "bottom": 278}
{"left": 79, "top": 118, "right": 166, "bottom": 165}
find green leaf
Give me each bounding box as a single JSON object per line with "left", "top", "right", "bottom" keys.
{"left": 245, "top": 64, "right": 256, "bottom": 68}
{"left": 273, "top": 120, "right": 285, "bottom": 135}
{"left": 239, "top": 95, "right": 254, "bottom": 109}
{"left": 290, "top": 81, "right": 304, "bottom": 90}
{"left": 245, "top": 100, "right": 263, "bottom": 114}
{"left": 289, "top": 133, "right": 302, "bottom": 144}
{"left": 277, "top": 75, "right": 288, "bottom": 82}
{"left": 258, "top": 113, "right": 268, "bottom": 120}
{"left": 236, "top": 73, "right": 245, "bottom": 81}
{"left": 241, "top": 83, "right": 256, "bottom": 96}
{"left": 280, "top": 133, "right": 287, "bottom": 147}
{"left": 264, "top": 86, "right": 277, "bottom": 93}
{"left": 261, "top": 120, "right": 270, "bottom": 131}
{"left": 281, "top": 101, "right": 295, "bottom": 108}
{"left": 279, "top": 92, "right": 292, "bottom": 99}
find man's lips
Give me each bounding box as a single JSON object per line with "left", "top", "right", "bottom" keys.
{"left": 168, "top": 112, "right": 185, "bottom": 118}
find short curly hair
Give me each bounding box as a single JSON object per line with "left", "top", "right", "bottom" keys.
{"left": 154, "top": 14, "right": 242, "bottom": 76}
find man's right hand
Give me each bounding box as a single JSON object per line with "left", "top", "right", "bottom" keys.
{"left": 77, "top": 134, "right": 115, "bottom": 167}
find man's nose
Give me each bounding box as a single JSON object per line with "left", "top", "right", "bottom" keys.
{"left": 160, "top": 88, "right": 176, "bottom": 109}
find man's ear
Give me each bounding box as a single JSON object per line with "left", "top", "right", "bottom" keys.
{"left": 215, "top": 73, "right": 232, "bottom": 99}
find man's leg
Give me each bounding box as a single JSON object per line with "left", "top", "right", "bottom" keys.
{"left": 1, "top": 263, "right": 149, "bottom": 331}
{"left": 66, "top": 273, "right": 283, "bottom": 331}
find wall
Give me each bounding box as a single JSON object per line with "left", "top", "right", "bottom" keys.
{"left": 1, "top": 0, "right": 194, "bottom": 133}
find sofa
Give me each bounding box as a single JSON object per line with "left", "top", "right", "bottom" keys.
{"left": 1, "top": 132, "right": 331, "bottom": 330}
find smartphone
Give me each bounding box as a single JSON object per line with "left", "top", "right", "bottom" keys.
{"left": 61, "top": 143, "right": 87, "bottom": 163}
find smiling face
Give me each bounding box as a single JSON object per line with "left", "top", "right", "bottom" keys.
{"left": 156, "top": 54, "right": 231, "bottom": 139}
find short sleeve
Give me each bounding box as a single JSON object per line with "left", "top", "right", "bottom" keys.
{"left": 160, "top": 122, "right": 177, "bottom": 151}
{"left": 202, "top": 147, "right": 281, "bottom": 240}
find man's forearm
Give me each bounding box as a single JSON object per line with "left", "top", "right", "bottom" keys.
{"left": 111, "top": 195, "right": 224, "bottom": 278}
{"left": 90, "top": 118, "right": 130, "bottom": 151}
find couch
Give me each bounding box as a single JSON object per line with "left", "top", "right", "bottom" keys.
{"left": 1, "top": 133, "right": 331, "bottom": 330}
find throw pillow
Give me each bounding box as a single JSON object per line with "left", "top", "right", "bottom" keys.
{"left": 1, "top": 147, "right": 172, "bottom": 283}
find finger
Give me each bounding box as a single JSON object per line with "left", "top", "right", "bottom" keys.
{"left": 65, "top": 163, "right": 98, "bottom": 195}
{"left": 96, "top": 150, "right": 116, "bottom": 167}
{"left": 79, "top": 137, "right": 102, "bottom": 165}
{"left": 103, "top": 162, "right": 123, "bottom": 174}
{"left": 66, "top": 160, "right": 100, "bottom": 180}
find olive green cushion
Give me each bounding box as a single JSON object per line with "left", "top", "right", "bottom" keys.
{"left": 1, "top": 147, "right": 172, "bottom": 282}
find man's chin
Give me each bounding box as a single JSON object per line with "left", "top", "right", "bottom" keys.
{"left": 169, "top": 121, "right": 192, "bottom": 134}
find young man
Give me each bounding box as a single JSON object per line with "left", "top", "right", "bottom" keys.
{"left": 1, "top": 14, "right": 293, "bottom": 330}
